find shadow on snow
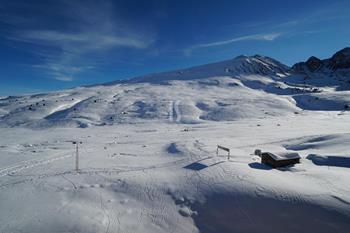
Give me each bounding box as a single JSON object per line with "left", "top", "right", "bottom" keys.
{"left": 306, "top": 154, "right": 350, "bottom": 168}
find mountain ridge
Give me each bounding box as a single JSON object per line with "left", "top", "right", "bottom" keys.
{"left": 100, "top": 47, "right": 349, "bottom": 86}
{"left": 105, "top": 54, "right": 289, "bottom": 86}
{"left": 292, "top": 47, "right": 350, "bottom": 74}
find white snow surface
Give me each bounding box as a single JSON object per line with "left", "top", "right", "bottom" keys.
{"left": 0, "top": 55, "right": 350, "bottom": 233}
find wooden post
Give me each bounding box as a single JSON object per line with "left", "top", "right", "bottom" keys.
{"left": 73, "top": 141, "right": 82, "bottom": 172}
{"left": 75, "top": 143, "right": 79, "bottom": 172}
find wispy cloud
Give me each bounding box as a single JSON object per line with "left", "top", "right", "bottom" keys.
{"left": 185, "top": 32, "right": 281, "bottom": 56}
{"left": 1, "top": 0, "right": 155, "bottom": 82}
{"left": 12, "top": 30, "right": 151, "bottom": 50}
{"left": 193, "top": 33, "right": 280, "bottom": 48}
{"left": 9, "top": 29, "right": 153, "bottom": 81}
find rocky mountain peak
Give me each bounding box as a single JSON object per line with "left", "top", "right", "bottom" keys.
{"left": 305, "top": 56, "right": 322, "bottom": 72}
{"left": 329, "top": 47, "right": 350, "bottom": 70}
{"left": 292, "top": 47, "right": 350, "bottom": 73}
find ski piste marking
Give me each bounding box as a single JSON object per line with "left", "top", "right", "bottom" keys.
{"left": 168, "top": 100, "right": 181, "bottom": 123}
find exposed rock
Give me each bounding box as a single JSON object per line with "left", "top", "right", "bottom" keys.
{"left": 328, "top": 47, "right": 350, "bottom": 70}
{"left": 292, "top": 47, "right": 350, "bottom": 74}
{"left": 306, "top": 56, "right": 322, "bottom": 72}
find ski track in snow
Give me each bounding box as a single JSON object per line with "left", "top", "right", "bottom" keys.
{"left": 0, "top": 153, "right": 73, "bottom": 178}
{"left": 168, "top": 100, "right": 181, "bottom": 123}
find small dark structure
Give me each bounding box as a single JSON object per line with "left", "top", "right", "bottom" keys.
{"left": 261, "top": 152, "right": 300, "bottom": 168}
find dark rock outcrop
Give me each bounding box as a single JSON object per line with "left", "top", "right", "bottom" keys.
{"left": 292, "top": 47, "right": 350, "bottom": 73}
{"left": 328, "top": 47, "right": 350, "bottom": 70}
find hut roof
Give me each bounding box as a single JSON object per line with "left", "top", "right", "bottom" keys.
{"left": 262, "top": 152, "right": 300, "bottom": 161}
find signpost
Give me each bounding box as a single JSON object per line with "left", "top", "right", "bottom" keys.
{"left": 73, "top": 141, "right": 82, "bottom": 172}
{"left": 217, "top": 145, "right": 230, "bottom": 160}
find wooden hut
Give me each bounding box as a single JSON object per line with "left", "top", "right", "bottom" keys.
{"left": 261, "top": 152, "right": 300, "bottom": 168}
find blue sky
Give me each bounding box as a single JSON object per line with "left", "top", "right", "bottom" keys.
{"left": 0, "top": 0, "right": 349, "bottom": 95}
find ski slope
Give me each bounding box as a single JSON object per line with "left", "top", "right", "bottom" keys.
{"left": 0, "top": 50, "right": 350, "bottom": 233}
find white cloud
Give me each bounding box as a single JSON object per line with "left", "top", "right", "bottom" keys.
{"left": 14, "top": 30, "right": 153, "bottom": 51}
{"left": 53, "top": 75, "right": 73, "bottom": 82}
{"left": 185, "top": 33, "right": 281, "bottom": 56}
{"left": 32, "top": 62, "right": 96, "bottom": 82}
{"left": 3, "top": 0, "right": 155, "bottom": 82}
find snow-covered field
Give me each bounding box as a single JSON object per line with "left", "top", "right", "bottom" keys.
{"left": 1, "top": 54, "right": 350, "bottom": 233}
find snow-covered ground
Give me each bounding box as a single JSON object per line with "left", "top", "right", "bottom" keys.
{"left": 1, "top": 54, "right": 350, "bottom": 232}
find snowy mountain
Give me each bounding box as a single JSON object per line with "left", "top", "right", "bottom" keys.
{"left": 0, "top": 48, "right": 350, "bottom": 128}
{"left": 121, "top": 54, "right": 290, "bottom": 84}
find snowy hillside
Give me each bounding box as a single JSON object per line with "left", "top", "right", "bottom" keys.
{"left": 1, "top": 49, "right": 349, "bottom": 128}
{"left": 0, "top": 48, "right": 350, "bottom": 233}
